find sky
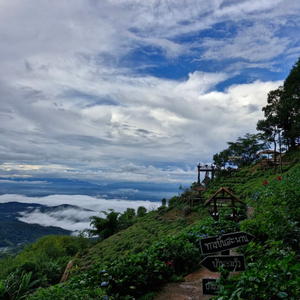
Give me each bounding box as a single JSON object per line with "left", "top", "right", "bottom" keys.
{"left": 0, "top": 0, "right": 300, "bottom": 188}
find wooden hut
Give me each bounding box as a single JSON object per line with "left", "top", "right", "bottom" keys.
{"left": 205, "top": 187, "right": 245, "bottom": 222}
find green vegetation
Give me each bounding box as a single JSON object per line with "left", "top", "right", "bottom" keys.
{"left": 213, "top": 133, "right": 268, "bottom": 167}
{"left": 257, "top": 57, "right": 300, "bottom": 150}
{"left": 0, "top": 235, "right": 91, "bottom": 299}
{"left": 27, "top": 219, "right": 240, "bottom": 300}
{"left": 79, "top": 205, "right": 209, "bottom": 270}
{"left": 87, "top": 208, "right": 137, "bottom": 241}
{"left": 213, "top": 164, "right": 300, "bottom": 300}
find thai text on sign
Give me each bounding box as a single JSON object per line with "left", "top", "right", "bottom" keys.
{"left": 200, "top": 231, "right": 255, "bottom": 254}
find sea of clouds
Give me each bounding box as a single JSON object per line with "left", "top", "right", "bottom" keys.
{"left": 0, "top": 194, "right": 159, "bottom": 233}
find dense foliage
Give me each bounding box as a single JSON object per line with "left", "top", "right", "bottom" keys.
{"left": 213, "top": 133, "right": 268, "bottom": 168}
{"left": 257, "top": 56, "right": 300, "bottom": 150}
{"left": 87, "top": 207, "right": 144, "bottom": 241}
{"left": 0, "top": 235, "right": 91, "bottom": 299}
{"left": 213, "top": 165, "right": 300, "bottom": 300}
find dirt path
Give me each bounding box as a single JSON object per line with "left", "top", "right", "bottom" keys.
{"left": 154, "top": 266, "right": 220, "bottom": 300}
{"left": 247, "top": 205, "right": 254, "bottom": 217}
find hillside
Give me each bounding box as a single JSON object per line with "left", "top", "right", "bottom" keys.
{"left": 78, "top": 205, "right": 210, "bottom": 270}
{"left": 77, "top": 150, "right": 299, "bottom": 273}
{"left": 0, "top": 150, "right": 299, "bottom": 299}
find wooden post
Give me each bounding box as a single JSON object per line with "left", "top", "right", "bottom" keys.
{"left": 197, "top": 164, "right": 201, "bottom": 186}
{"left": 279, "top": 130, "right": 283, "bottom": 174}
{"left": 213, "top": 199, "right": 219, "bottom": 221}
{"left": 273, "top": 130, "right": 277, "bottom": 175}
{"left": 205, "top": 171, "right": 209, "bottom": 189}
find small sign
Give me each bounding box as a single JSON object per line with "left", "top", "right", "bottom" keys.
{"left": 202, "top": 278, "right": 220, "bottom": 295}
{"left": 228, "top": 156, "right": 242, "bottom": 161}
{"left": 200, "top": 231, "right": 255, "bottom": 254}
{"left": 201, "top": 255, "right": 246, "bottom": 272}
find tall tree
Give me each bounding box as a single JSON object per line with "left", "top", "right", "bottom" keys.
{"left": 282, "top": 56, "right": 300, "bottom": 148}
{"left": 213, "top": 133, "right": 267, "bottom": 168}
{"left": 258, "top": 57, "right": 300, "bottom": 149}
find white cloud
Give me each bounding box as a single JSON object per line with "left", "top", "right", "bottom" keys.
{"left": 0, "top": 179, "right": 50, "bottom": 184}
{"left": 0, "top": 75, "right": 281, "bottom": 182}
{"left": 0, "top": 194, "right": 159, "bottom": 232}
{"left": 201, "top": 22, "right": 290, "bottom": 62}
{"left": 0, "top": 0, "right": 298, "bottom": 185}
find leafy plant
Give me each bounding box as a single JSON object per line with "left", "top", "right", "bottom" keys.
{"left": 0, "top": 271, "right": 39, "bottom": 300}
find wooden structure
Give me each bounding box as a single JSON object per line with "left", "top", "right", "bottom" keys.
{"left": 195, "top": 185, "right": 206, "bottom": 201}
{"left": 205, "top": 187, "right": 245, "bottom": 222}
{"left": 183, "top": 185, "right": 206, "bottom": 207}
{"left": 258, "top": 149, "right": 283, "bottom": 174}
{"left": 60, "top": 260, "right": 73, "bottom": 283}
{"left": 197, "top": 163, "right": 219, "bottom": 188}
{"left": 258, "top": 150, "right": 279, "bottom": 164}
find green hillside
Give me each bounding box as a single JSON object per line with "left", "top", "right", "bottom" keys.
{"left": 76, "top": 149, "right": 299, "bottom": 275}
{"left": 78, "top": 207, "right": 209, "bottom": 271}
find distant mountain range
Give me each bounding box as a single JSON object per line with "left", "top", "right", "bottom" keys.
{"left": 0, "top": 177, "right": 179, "bottom": 201}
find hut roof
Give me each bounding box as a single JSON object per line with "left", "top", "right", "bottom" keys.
{"left": 195, "top": 185, "right": 206, "bottom": 191}
{"left": 258, "top": 149, "right": 279, "bottom": 155}
{"left": 204, "top": 187, "right": 245, "bottom": 206}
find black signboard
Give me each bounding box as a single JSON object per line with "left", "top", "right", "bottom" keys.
{"left": 202, "top": 278, "right": 220, "bottom": 295}
{"left": 201, "top": 255, "right": 246, "bottom": 272}
{"left": 200, "top": 231, "right": 255, "bottom": 254}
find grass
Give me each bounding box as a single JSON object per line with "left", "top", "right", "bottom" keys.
{"left": 77, "top": 207, "right": 210, "bottom": 271}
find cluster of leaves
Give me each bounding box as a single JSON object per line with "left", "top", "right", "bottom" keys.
{"left": 86, "top": 207, "right": 148, "bottom": 241}
{"left": 213, "top": 133, "right": 268, "bottom": 168}
{"left": 213, "top": 165, "right": 300, "bottom": 300}
{"left": 26, "top": 219, "right": 239, "bottom": 299}
{"left": 0, "top": 271, "right": 39, "bottom": 300}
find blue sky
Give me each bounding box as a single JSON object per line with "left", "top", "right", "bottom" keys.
{"left": 0, "top": 0, "right": 299, "bottom": 187}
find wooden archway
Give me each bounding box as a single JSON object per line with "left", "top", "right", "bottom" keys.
{"left": 205, "top": 187, "right": 245, "bottom": 222}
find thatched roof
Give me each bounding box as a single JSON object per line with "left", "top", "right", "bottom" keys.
{"left": 204, "top": 187, "right": 245, "bottom": 206}
{"left": 195, "top": 185, "right": 206, "bottom": 191}
{"left": 258, "top": 149, "right": 279, "bottom": 155}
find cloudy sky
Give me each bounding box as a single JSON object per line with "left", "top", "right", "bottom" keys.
{"left": 0, "top": 0, "right": 299, "bottom": 186}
